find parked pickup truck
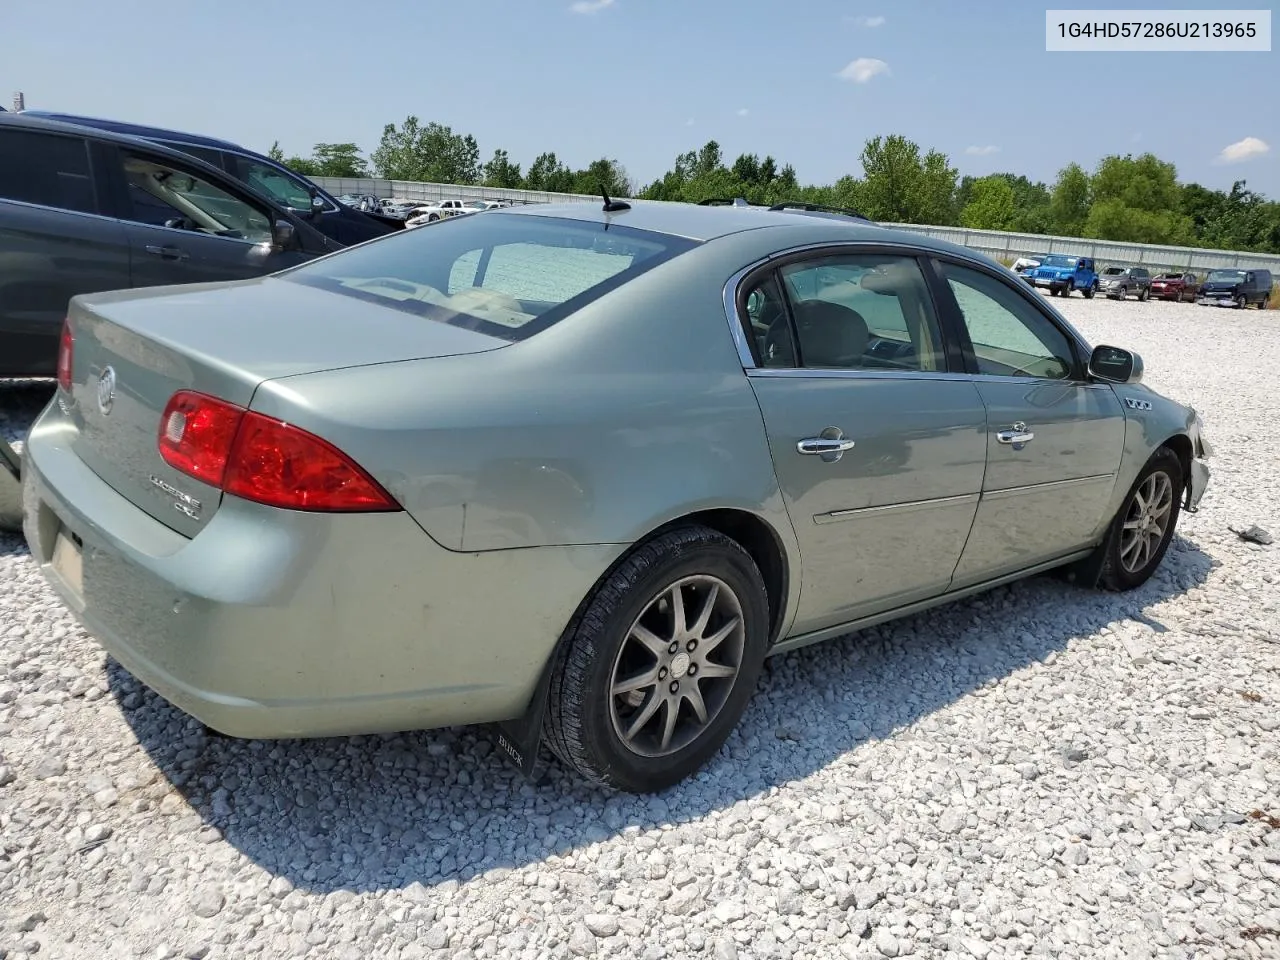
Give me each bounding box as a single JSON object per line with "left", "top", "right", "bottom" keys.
{"left": 1021, "top": 254, "right": 1098, "bottom": 298}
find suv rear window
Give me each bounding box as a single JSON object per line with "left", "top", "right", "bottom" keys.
{"left": 0, "top": 128, "right": 97, "bottom": 214}
{"left": 281, "top": 213, "right": 697, "bottom": 341}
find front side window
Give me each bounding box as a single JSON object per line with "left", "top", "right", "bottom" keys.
{"left": 0, "top": 129, "right": 96, "bottom": 214}
{"left": 281, "top": 213, "right": 696, "bottom": 342}
{"left": 230, "top": 155, "right": 318, "bottom": 211}
{"left": 120, "top": 151, "right": 272, "bottom": 243}
{"left": 740, "top": 253, "right": 946, "bottom": 372}
{"left": 940, "top": 262, "right": 1077, "bottom": 380}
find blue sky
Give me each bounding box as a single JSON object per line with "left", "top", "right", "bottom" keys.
{"left": 5, "top": 0, "right": 1277, "bottom": 195}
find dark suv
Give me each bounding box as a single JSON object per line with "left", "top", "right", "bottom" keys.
{"left": 1098, "top": 266, "right": 1151, "bottom": 301}
{"left": 0, "top": 114, "right": 340, "bottom": 378}
{"left": 1197, "top": 267, "right": 1273, "bottom": 309}
{"left": 20, "top": 110, "right": 402, "bottom": 247}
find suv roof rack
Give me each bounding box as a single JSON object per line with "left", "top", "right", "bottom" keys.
{"left": 696, "top": 197, "right": 759, "bottom": 207}
{"left": 768, "top": 200, "right": 873, "bottom": 222}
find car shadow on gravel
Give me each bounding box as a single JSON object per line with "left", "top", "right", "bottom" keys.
{"left": 107, "top": 535, "right": 1216, "bottom": 895}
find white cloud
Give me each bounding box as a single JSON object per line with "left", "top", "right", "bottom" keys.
{"left": 1215, "top": 136, "right": 1271, "bottom": 164}
{"left": 685, "top": 118, "right": 695, "bottom": 126}
{"left": 964, "top": 145, "right": 1000, "bottom": 156}
{"left": 737, "top": 107, "right": 750, "bottom": 117}
{"left": 569, "top": 0, "right": 614, "bottom": 13}
{"left": 836, "top": 57, "right": 890, "bottom": 83}
{"left": 854, "top": 15, "right": 886, "bottom": 27}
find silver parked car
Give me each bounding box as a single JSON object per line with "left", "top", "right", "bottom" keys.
{"left": 21, "top": 200, "right": 1212, "bottom": 792}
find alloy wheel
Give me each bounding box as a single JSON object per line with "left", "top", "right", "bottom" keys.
{"left": 1119, "top": 471, "right": 1174, "bottom": 574}
{"left": 608, "top": 575, "right": 746, "bottom": 758}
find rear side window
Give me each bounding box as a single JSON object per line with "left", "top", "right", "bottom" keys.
{"left": 0, "top": 129, "right": 97, "bottom": 214}
{"left": 281, "top": 213, "right": 698, "bottom": 342}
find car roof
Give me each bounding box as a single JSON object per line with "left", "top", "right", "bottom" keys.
{"left": 496, "top": 198, "right": 981, "bottom": 255}
{"left": 18, "top": 109, "right": 244, "bottom": 152}
{"left": 0, "top": 112, "right": 244, "bottom": 168}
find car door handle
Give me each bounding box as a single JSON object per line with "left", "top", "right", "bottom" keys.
{"left": 144, "top": 244, "right": 189, "bottom": 261}
{"left": 996, "top": 422, "right": 1035, "bottom": 445}
{"left": 798, "top": 437, "right": 856, "bottom": 454}
{"left": 797, "top": 428, "right": 856, "bottom": 462}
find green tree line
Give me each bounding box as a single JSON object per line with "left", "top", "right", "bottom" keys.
{"left": 269, "top": 120, "right": 1280, "bottom": 255}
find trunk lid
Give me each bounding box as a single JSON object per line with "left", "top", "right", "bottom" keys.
{"left": 66, "top": 276, "right": 506, "bottom": 537}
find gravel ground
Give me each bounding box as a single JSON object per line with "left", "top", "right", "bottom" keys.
{"left": 1, "top": 296, "right": 1278, "bottom": 960}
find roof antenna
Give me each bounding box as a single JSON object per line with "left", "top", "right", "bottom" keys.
{"left": 601, "top": 185, "right": 630, "bottom": 213}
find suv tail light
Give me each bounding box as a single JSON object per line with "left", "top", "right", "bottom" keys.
{"left": 56, "top": 318, "right": 74, "bottom": 393}
{"left": 157, "top": 391, "right": 399, "bottom": 513}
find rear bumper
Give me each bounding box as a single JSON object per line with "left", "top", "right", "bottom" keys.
{"left": 22, "top": 407, "right": 622, "bottom": 739}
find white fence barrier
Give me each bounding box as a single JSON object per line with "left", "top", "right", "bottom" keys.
{"left": 312, "top": 177, "right": 1280, "bottom": 272}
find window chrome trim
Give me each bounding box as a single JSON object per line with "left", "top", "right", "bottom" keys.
{"left": 720, "top": 238, "right": 1096, "bottom": 377}
{"left": 980, "top": 473, "right": 1115, "bottom": 503}
{"left": 814, "top": 492, "right": 980, "bottom": 525}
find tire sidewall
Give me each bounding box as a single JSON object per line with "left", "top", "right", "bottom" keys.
{"left": 1103, "top": 449, "right": 1184, "bottom": 590}
{"left": 566, "top": 532, "right": 768, "bottom": 791}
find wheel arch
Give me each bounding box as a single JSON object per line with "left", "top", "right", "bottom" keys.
{"left": 489, "top": 505, "right": 795, "bottom": 779}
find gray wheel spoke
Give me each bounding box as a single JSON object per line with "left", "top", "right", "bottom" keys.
{"left": 690, "top": 583, "right": 719, "bottom": 638}
{"left": 624, "top": 690, "right": 663, "bottom": 742}
{"left": 684, "top": 684, "right": 709, "bottom": 724}
{"left": 1123, "top": 518, "right": 1142, "bottom": 530}
{"left": 697, "top": 661, "right": 736, "bottom": 680}
{"left": 612, "top": 667, "right": 659, "bottom": 697}
{"left": 700, "top": 617, "right": 741, "bottom": 655}
{"left": 629, "top": 623, "right": 668, "bottom": 658}
{"left": 659, "top": 697, "right": 680, "bottom": 751}
{"left": 668, "top": 585, "right": 687, "bottom": 638}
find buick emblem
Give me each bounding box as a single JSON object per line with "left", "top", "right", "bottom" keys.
{"left": 97, "top": 366, "right": 117, "bottom": 416}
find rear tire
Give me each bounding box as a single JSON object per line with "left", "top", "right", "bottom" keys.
{"left": 1138, "top": 286, "right": 1149, "bottom": 302}
{"left": 1097, "top": 447, "right": 1184, "bottom": 592}
{"left": 1236, "top": 294, "right": 1247, "bottom": 309}
{"left": 544, "top": 525, "right": 769, "bottom": 793}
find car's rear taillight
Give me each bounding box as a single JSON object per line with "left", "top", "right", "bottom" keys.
{"left": 56, "top": 318, "right": 74, "bottom": 393}
{"left": 157, "top": 390, "right": 399, "bottom": 513}
{"left": 158, "top": 391, "right": 246, "bottom": 487}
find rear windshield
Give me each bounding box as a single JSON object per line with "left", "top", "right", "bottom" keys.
{"left": 282, "top": 212, "right": 694, "bottom": 342}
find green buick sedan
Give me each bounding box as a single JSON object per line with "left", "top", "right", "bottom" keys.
{"left": 21, "top": 199, "right": 1211, "bottom": 792}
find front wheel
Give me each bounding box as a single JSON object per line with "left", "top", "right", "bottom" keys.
{"left": 1236, "top": 295, "right": 1247, "bottom": 309}
{"left": 544, "top": 525, "right": 769, "bottom": 793}
{"left": 1098, "top": 447, "right": 1184, "bottom": 591}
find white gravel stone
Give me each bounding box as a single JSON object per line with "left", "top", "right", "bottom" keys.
{"left": 1, "top": 301, "right": 1279, "bottom": 956}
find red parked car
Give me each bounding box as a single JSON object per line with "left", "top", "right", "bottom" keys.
{"left": 1150, "top": 272, "right": 1200, "bottom": 302}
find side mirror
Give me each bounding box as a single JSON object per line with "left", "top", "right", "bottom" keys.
{"left": 1088, "top": 344, "right": 1143, "bottom": 384}
{"left": 270, "top": 219, "right": 297, "bottom": 253}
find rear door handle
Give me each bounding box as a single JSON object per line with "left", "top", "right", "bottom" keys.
{"left": 996, "top": 422, "right": 1035, "bottom": 445}
{"left": 144, "top": 244, "right": 189, "bottom": 261}
{"left": 797, "top": 427, "right": 856, "bottom": 463}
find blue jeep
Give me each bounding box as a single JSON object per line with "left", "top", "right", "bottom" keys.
{"left": 1021, "top": 254, "right": 1098, "bottom": 298}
